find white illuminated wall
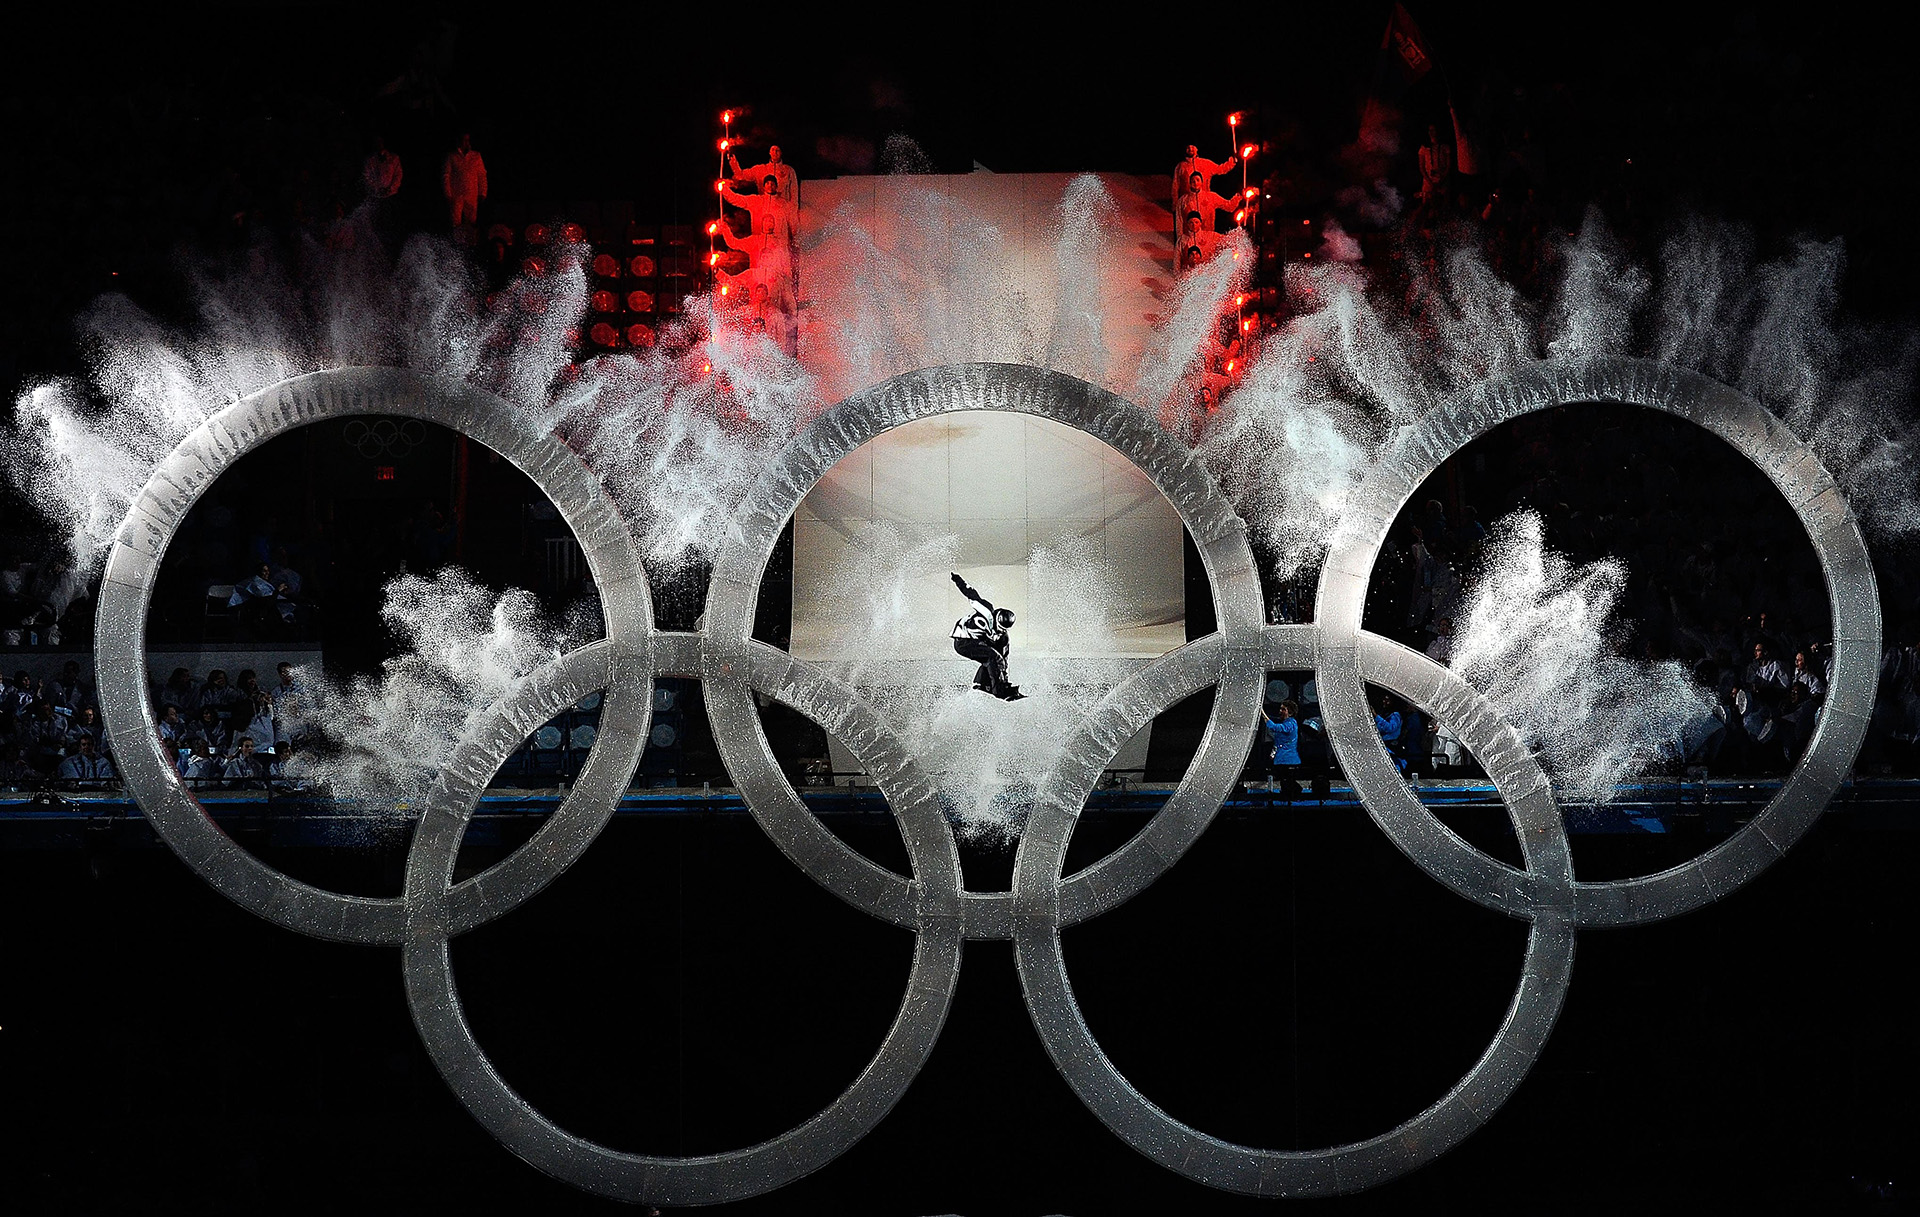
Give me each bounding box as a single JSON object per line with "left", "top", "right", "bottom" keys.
{"left": 789, "top": 411, "right": 1187, "bottom": 663}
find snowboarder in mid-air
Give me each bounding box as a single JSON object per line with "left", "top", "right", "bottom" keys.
{"left": 950, "top": 572, "right": 1023, "bottom": 701}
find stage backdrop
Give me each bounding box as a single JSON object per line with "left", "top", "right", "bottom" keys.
{"left": 790, "top": 172, "right": 1184, "bottom": 778}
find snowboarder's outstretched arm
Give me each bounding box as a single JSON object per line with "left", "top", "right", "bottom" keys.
{"left": 951, "top": 572, "right": 994, "bottom": 613}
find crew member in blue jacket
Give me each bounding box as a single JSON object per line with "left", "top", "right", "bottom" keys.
{"left": 1261, "top": 699, "right": 1303, "bottom": 800}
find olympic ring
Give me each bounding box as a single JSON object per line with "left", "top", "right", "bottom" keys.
{"left": 98, "top": 358, "right": 1879, "bottom": 1203}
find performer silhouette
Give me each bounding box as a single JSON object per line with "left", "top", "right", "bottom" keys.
{"left": 950, "top": 572, "right": 1023, "bottom": 701}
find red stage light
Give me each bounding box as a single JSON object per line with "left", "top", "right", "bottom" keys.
{"left": 592, "top": 253, "right": 619, "bottom": 278}
{"left": 719, "top": 138, "right": 731, "bottom": 151}
{"left": 701, "top": 361, "right": 712, "bottom": 374}
{"left": 524, "top": 223, "right": 549, "bottom": 245}
{"left": 714, "top": 180, "right": 726, "bottom": 193}
{"left": 721, "top": 110, "right": 734, "bottom": 124}
{"left": 1226, "top": 360, "right": 1235, "bottom": 373}
{"left": 1302, "top": 218, "right": 1311, "bottom": 225}
{"left": 629, "top": 255, "right": 656, "bottom": 277}
{"left": 591, "top": 290, "right": 618, "bottom": 313}
{"left": 1241, "top": 144, "right": 1256, "bottom": 158}
{"left": 627, "top": 290, "right": 654, "bottom": 312}
{"left": 706, "top": 221, "right": 719, "bottom": 235}
{"left": 560, "top": 222, "right": 586, "bottom": 242}
{"left": 626, "top": 323, "right": 655, "bottom": 348}
{"left": 1234, "top": 294, "right": 1246, "bottom": 306}
{"left": 1244, "top": 188, "right": 1258, "bottom": 198}
{"left": 1229, "top": 114, "right": 1240, "bottom": 126}
{"left": 708, "top": 252, "right": 719, "bottom": 266}
{"left": 589, "top": 322, "right": 618, "bottom": 346}
{"left": 1303, "top": 252, "right": 1312, "bottom": 259}
{"left": 1235, "top": 210, "right": 1246, "bottom": 223}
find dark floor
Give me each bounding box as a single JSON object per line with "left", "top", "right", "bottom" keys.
{"left": 2, "top": 804, "right": 1915, "bottom": 1214}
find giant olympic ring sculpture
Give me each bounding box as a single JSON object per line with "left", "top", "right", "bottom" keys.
{"left": 95, "top": 359, "right": 1879, "bottom": 1203}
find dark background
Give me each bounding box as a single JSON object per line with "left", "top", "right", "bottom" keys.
{"left": 4, "top": 808, "right": 1915, "bottom": 1213}
{"left": 6, "top": 2, "right": 1920, "bottom": 407}
{"left": 5, "top": 4, "right": 1920, "bottom": 1212}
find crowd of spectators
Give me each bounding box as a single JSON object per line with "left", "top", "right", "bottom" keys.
{"left": 0, "top": 660, "right": 310, "bottom": 793}
{"left": 1, "top": 554, "right": 92, "bottom": 647}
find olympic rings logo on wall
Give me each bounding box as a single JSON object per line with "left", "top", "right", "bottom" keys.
{"left": 340, "top": 416, "right": 429, "bottom": 460}
{"left": 94, "top": 360, "right": 1880, "bottom": 1204}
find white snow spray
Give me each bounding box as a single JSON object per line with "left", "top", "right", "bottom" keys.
{"left": 282, "top": 566, "right": 590, "bottom": 809}
{"left": 1448, "top": 512, "right": 1719, "bottom": 803}
{"left": 2, "top": 206, "right": 587, "bottom": 568}
{"left": 5, "top": 177, "right": 1913, "bottom": 813}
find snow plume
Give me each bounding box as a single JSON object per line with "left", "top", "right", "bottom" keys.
{"left": 1196, "top": 258, "right": 1430, "bottom": 583}
{"left": 801, "top": 173, "right": 1128, "bottom": 403}
{"left": 1334, "top": 179, "right": 1405, "bottom": 229}
{"left": 546, "top": 307, "right": 822, "bottom": 569}
{"left": 1448, "top": 511, "right": 1717, "bottom": 803}
{"left": 1655, "top": 221, "right": 1920, "bottom": 538}
{"left": 1043, "top": 174, "right": 1119, "bottom": 385}
{"left": 1317, "top": 220, "right": 1365, "bottom": 263}
{"left": 1, "top": 209, "right": 586, "bottom": 567}
{"left": 1545, "top": 206, "right": 1651, "bottom": 360}
{"left": 1131, "top": 228, "right": 1251, "bottom": 417}
{"left": 804, "top": 187, "right": 1042, "bottom": 398}
{"left": 880, "top": 133, "right": 937, "bottom": 175}
{"left": 809, "top": 523, "right": 1134, "bottom": 843}
{"left": 1412, "top": 244, "right": 1539, "bottom": 393}
{"left": 284, "top": 567, "right": 589, "bottom": 808}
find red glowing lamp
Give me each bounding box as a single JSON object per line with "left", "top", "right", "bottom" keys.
{"left": 721, "top": 110, "right": 734, "bottom": 124}
{"left": 1235, "top": 209, "right": 1246, "bottom": 223}
{"left": 719, "top": 138, "right": 731, "bottom": 151}
{"left": 714, "top": 180, "right": 727, "bottom": 193}
{"left": 701, "top": 361, "right": 712, "bottom": 374}
{"left": 1241, "top": 144, "right": 1256, "bottom": 159}
{"left": 708, "top": 252, "right": 720, "bottom": 266}
{"left": 706, "top": 221, "right": 719, "bottom": 235}
{"left": 1244, "top": 188, "right": 1258, "bottom": 198}
{"left": 1229, "top": 113, "right": 1240, "bottom": 127}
